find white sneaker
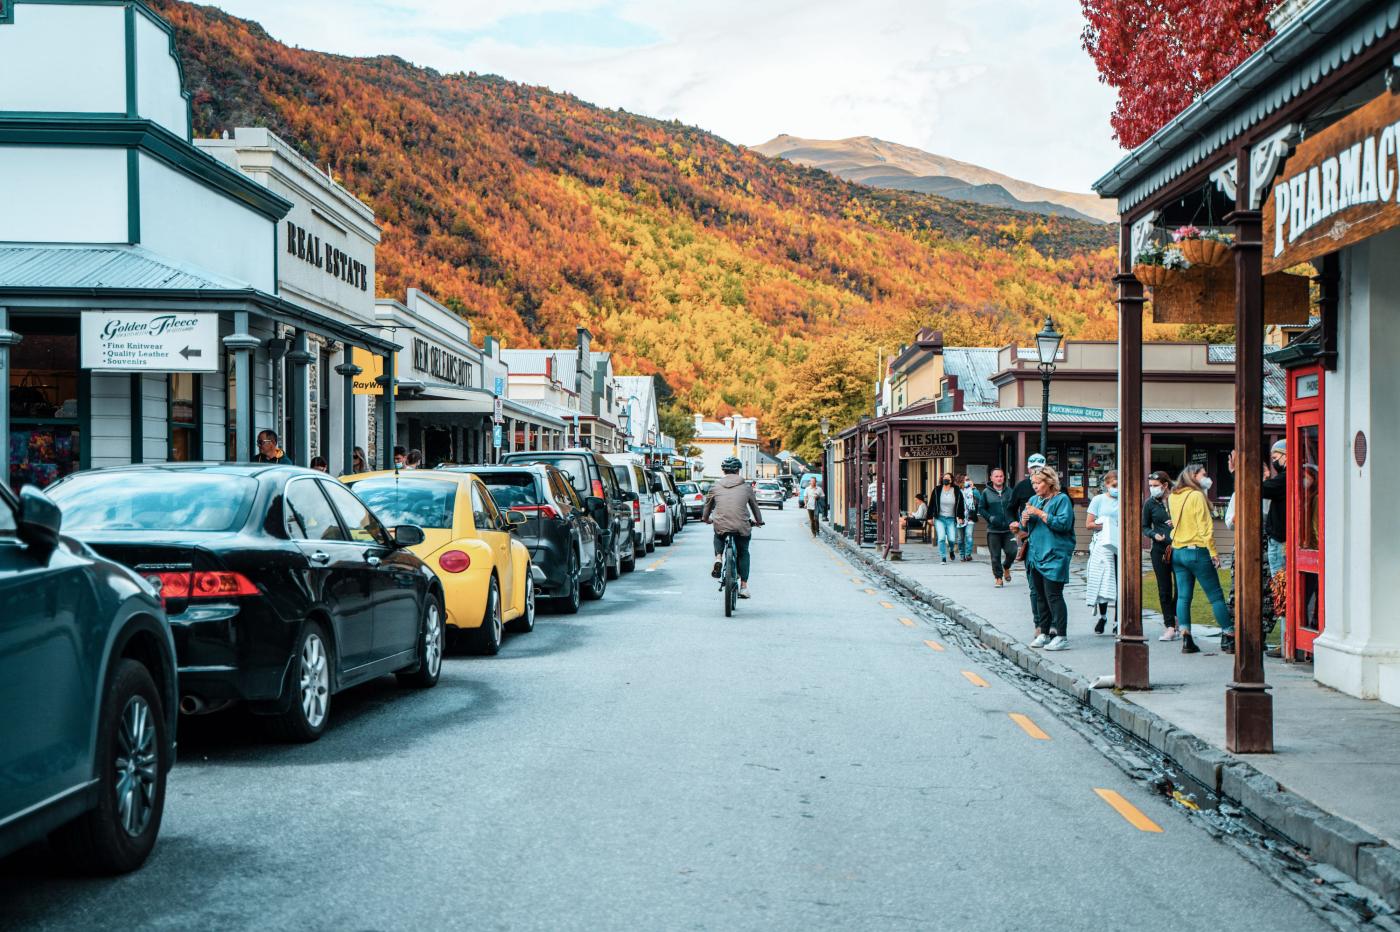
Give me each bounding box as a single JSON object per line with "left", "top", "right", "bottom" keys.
{"left": 1159, "top": 627, "right": 1181, "bottom": 642}
{"left": 1045, "top": 636, "right": 1069, "bottom": 651}
{"left": 1030, "top": 633, "right": 1049, "bottom": 648}
{"left": 738, "top": 586, "right": 751, "bottom": 599}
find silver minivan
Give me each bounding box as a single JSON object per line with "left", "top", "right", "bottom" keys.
{"left": 605, "top": 454, "right": 656, "bottom": 556}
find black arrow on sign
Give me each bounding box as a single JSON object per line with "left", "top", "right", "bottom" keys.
{"left": 179, "top": 346, "right": 203, "bottom": 360}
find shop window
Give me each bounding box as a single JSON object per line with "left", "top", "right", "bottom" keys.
{"left": 0, "top": 2, "right": 12, "bottom": 26}
{"left": 169, "top": 373, "right": 199, "bottom": 462}
{"left": 226, "top": 351, "right": 238, "bottom": 461}
{"left": 1150, "top": 444, "right": 1186, "bottom": 478}
{"left": 1299, "top": 424, "right": 1321, "bottom": 551}
{"left": 10, "top": 317, "right": 81, "bottom": 491}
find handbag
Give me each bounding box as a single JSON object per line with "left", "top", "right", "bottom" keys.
{"left": 1163, "top": 544, "right": 1173, "bottom": 565}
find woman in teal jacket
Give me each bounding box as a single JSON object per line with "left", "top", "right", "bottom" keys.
{"left": 1022, "top": 466, "right": 1076, "bottom": 651}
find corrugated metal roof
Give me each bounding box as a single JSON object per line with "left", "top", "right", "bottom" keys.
{"left": 940, "top": 348, "right": 1000, "bottom": 407}
{"left": 893, "top": 405, "right": 1284, "bottom": 427}
{"left": 1206, "top": 344, "right": 1288, "bottom": 408}
{"left": 0, "top": 244, "right": 247, "bottom": 291}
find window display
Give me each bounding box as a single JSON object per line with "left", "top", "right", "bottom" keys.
{"left": 9, "top": 317, "right": 81, "bottom": 492}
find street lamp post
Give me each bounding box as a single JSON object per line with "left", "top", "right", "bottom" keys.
{"left": 1034, "top": 316, "right": 1063, "bottom": 459}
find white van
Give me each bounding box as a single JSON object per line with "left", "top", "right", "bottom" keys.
{"left": 604, "top": 453, "right": 658, "bottom": 555}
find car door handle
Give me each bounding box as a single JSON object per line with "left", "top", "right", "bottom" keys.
{"left": 366, "top": 555, "right": 382, "bottom": 567}
{"left": 310, "top": 551, "right": 330, "bottom": 565}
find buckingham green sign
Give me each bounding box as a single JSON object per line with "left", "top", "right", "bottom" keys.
{"left": 1047, "top": 403, "right": 1106, "bottom": 419}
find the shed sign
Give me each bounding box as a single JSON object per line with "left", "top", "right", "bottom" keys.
{"left": 1264, "top": 91, "right": 1400, "bottom": 274}
{"left": 899, "top": 430, "right": 959, "bottom": 459}
{"left": 80, "top": 311, "right": 219, "bottom": 372}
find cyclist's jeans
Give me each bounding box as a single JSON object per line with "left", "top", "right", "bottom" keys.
{"left": 714, "top": 532, "right": 752, "bottom": 582}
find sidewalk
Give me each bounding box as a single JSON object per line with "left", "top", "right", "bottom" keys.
{"left": 828, "top": 531, "right": 1400, "bottom": 907}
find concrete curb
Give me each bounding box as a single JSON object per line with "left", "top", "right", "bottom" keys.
{"left": 824, "top": 528, "right": 1400, "bottom": 908}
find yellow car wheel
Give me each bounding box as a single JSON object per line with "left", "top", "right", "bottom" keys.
{"left": 466, "top": 576, "right": 503, "bottom": 656}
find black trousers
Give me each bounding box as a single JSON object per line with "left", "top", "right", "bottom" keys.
{"left": 808, "top": 508, "right": 819, "bottom": 536}
{"left": 1027, "top": 566, "right": 1068, "bottom": 636}
{"left": 1150, "top": 540, "right": 1177, "bottom": 627}
{"left": 986, "top": 531, "right": 1017, "bottom": 579}
{"left": 713, "top": 532, "right": 752, "bottom": 581}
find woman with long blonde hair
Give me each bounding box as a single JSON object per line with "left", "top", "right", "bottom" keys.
{"left": 1169, "top": 464, "right": 1232, "bottom": 654}
{"left": 1022, "top": 466, "right": 1076, "bottom": 651}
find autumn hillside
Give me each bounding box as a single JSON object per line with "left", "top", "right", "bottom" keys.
{"left": 154, "top": 0, "right": 1118, "bottom": 456}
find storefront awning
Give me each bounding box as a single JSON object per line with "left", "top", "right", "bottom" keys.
{"left": 396, "top": 397, "right": 495, "bottom": 416}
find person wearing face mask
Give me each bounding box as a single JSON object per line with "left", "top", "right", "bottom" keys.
{"left": 1084, "top": 470, "right": 1119, "bottom": 635}
{"left": 1168, "top": 464, "right": 1232, "bottom": 654}
{"left": 1008, "top": 453, "right": 1046, "bottom": 566}
{"left": 1142, "top": 471, "right": 1179, "bottom": 640}
{"left": 958, "top": 475, "right": 979, "bottom": 561}
{"left": 1261, "top": 439, "right": 1288, "bottom": 578}
{"left": 933, "top": 472, "right": 965, "bottom": 565}
{"left": 1023, "top": 466, "right": 1075, "bottom": 651}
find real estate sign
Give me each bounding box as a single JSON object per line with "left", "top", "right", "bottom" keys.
{"left": 80, "top": 311, "right": 219, "bottom": 372}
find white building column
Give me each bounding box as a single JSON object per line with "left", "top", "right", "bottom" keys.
{"left": 1314, "top": 227, "right": 1400, "bottom": 704}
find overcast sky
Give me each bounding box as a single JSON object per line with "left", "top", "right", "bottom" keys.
{"left": 205, "top": 0, "right": 1122, "bottom": 193}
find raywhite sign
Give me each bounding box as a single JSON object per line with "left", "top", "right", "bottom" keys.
{"left": 81, "top": 311, "right": 220, "bottom": 372}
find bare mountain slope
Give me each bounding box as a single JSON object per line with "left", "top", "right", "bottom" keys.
{"left": 753, "top": 135, "right": 1117, "bottom": 223}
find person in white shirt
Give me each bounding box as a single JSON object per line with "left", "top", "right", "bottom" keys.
{"left": 802, "top": 479, "right": 822, "bottom": 536}
{"left": 1085, "top": 470, "right": 1120, "bottom": 634}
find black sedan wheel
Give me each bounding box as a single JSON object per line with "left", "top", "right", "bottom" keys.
{"left": 469, "top": 576, "right": 504, "bottom": 656}
{"left": 552, "top": 555, "right": 583, "bottom": 614}
{"left": 51, "top": 660, "right": 168, "bottom": 874}
{"left": 606, "top": 544, "right": 622, "bottom": 580}
{"left": 268, "top": 622, "right": 333, "bottom": 743}
{"left": 398, "top": 594, "right": 444, "bottom": 688}
{"left": 584, "top": 549, "right": 608, "bottom": 600}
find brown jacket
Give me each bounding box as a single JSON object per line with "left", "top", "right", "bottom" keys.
{"left": 702, "top": 474, "right": 764, "bottom": 536}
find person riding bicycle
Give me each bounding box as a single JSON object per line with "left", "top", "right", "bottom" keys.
{"left": 703, "top": 456, "right": 765, "bottom": 599}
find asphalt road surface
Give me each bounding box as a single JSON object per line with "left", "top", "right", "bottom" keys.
{"left": 2, "top": 510, "right": 1334, "bottom": 931}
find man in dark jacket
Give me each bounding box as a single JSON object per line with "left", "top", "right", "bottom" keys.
{"left": 703, "top": 456, "right": 765, "bottom": 598}
{"left": 978, "top": 467, "right": 1018, "bottom": 585}
{"left": 1262, "top": 439, "right": 1288, "bottom": 577}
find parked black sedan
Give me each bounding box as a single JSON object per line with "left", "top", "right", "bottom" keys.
{"left": 468, "top": 464, "right": 604, "bottom": 613}
{"left": 0, "top": 483, "right": 177, "bottom": 873}
{"left": 46, "top": 464, "right": 445, "bottom": 743}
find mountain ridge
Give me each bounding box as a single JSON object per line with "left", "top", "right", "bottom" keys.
{"left": 752, "top": 134, "right": 1117, "bottom": 224}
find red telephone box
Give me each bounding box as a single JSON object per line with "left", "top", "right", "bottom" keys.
{"left": 1284, "top": 364, "right": 1324, "bottom": 658}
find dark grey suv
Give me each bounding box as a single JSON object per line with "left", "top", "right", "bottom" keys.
{"left": 500, "top": 449, "right": 636, "bottom": 578}
{"left": 471, "top": 465, "right": 605, "bottom": 612}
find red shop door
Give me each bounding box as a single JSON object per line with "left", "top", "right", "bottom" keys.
{"left": 1285, "top": 366, "right": 1324, "bottom": 657}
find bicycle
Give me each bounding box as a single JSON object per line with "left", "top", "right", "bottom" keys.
{"left": 718, "top": 531, "right": 739, "bottom": 617}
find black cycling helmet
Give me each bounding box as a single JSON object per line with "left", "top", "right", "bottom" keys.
{"left": 721, "top": 456, "right": 742, "bottom": 474}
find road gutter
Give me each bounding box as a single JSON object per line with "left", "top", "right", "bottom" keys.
{"left": 824, "top": 527, "right": 1400, "bottom": 917}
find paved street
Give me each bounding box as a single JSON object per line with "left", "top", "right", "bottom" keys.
{"left": 2, "top": 512, "right": 1331, "bottom": 931}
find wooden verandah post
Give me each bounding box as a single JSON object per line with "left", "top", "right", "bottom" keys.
{"left": 1116, "top": 222, "right": 1150, "bottom": 690}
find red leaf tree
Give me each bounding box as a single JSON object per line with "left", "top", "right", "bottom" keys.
{"left": 1081, "top": 0, "right": 1278, "bottom": 149}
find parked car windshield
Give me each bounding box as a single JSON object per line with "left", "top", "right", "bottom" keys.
{"left": 346, "top": 477, "right": 456, "bottom": 529}
{"left": 49, "top": 471, "right": 256, "bottom": 532}
{"left": 521, "top": 455, "right": 587, "bottom": 494}
{"left": 479, "top": 473, "right": 542, "bottom": 510}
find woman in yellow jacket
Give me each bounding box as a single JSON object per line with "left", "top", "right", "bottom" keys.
{"left": 1168, "top": 464, "right": 1232, "bottom": 655}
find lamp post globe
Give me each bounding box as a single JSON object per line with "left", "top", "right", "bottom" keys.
{"left": 1035, "top": 316, "right": 1062, "bottom": 458}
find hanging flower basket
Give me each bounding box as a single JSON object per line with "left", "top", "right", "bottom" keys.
{"left": 1133, "top": 263, "right": 1172, "bottom": 287}
{"left": 1172, "top": 226, "right": 1233, "bottom": 268}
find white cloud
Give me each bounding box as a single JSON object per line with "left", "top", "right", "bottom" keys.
{"left": 201, "top": 0, "right": 1122, "bottom": 192}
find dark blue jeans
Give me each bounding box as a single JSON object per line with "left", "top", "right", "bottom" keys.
{"left": 1173, "top": 547, "right": 1232, "bottom": 633}
{"left": 714, "top": 532, "right": 752, "bottom": 582}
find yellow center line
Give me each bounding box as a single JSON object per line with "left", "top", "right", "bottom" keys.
{"left": 1008, "top": 713, "right": 1050, "bottom": 740}
{"left": 923, "top": 639, "right": 945, "bottom": 652}
{"left": 961, "top": 670, "right": 990, "bottom": 688}
{"left": 1094, "top": 788, "right": 1164, "bottom": 833}
{"left": 879, "top": 601, "right": 894, "bottom": 609}
{"left": 898, "top": 617, "right": 914, "bottom": 627}
{"left": 863, "top": 588, "right": 877, "bottom": 595}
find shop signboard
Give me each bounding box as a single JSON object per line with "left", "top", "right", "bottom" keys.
{"left": 898, "top": 430, "right": 958, "bottom": 459}
{"left": 1048, "top": 403, "right": 1105, "bottom": 419}
{"left": 352, "top": 348, "right": 385, "bottom": 394}
{"left": 80, "top": 311, "right": 218, "bottom": 372}
{"left": 1264, "top": 90, "right": 1400, "bottom": 275}
{"left": 492, "top": 424, "right": 503, "bottom": 449}
{"left": 494, "top": 376, "right": 505, "bottom": 397}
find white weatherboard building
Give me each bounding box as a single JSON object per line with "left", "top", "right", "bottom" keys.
{"left": 0, "top": 0, "right": 398, "bottom": 487}
{"left": 693, "top": 414, "right": 759, "bottom": 479}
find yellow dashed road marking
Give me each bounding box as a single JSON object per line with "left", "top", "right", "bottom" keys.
{"left": 898, "top": 617, "right": 914, "bottom": 627}
{"left": 961, "top": 671, "right": 990, "bottom": 688}
{"left": 923, "top": 639, "right": 945, "bottom": 652}
{"left": 1008, "top": 713, "right": 1050, "bottom": 740}
{"left": 879, "top": 601, "right": 894, "bottom": 609}
{"left": 863, "top": 588, "right": 877, "bottom": 595}
{"left": 1094, "top": 788, "right": 1164, "bottom": 833}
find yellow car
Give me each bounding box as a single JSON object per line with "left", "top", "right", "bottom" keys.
{"left": 342, "top": 470, "right": 538, "bottom": 655}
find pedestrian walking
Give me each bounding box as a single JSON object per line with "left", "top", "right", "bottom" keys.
{"left": 802, "top": 478, "right": 822, "bottom": 536}
{"left": 1168, "top": 464, "right": 1232, "bottom": 654}
{"left": 959, "top": 475, "right": 978, "bottom": 561}
{"left": 1008, "top": 453, "right": 1044, "bottom": 564}
{"left": 1143, "top": 471, "right": 1179, "bottom": 640}
{"left": 1084, "top": 470, "right": 1119, "bottom": 634}
{"left": 933, "top": 473, "right": 965, "bottom": 564}
{"left": 1262, "top": 439, "right": 1288, "bottom": 578}
{"left": 1022, "top": 466, "right": 1075, "bottom": 651}
{"left": 253, "top": 429, "right": 285, "bottom": 463}
{"left": 978, "top": 467, "right": 1017, "bottom": 586}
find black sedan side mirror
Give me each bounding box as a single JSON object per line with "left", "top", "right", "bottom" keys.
{"left": 17, "top": 486, "right": 62, "bottom": 555}
{"left": 394, "top": 524, "right": 426, "bottom": 547}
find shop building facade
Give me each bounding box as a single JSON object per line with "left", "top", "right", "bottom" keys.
{"left": 0, "top": 0, "right": 397, "bottom": 490}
